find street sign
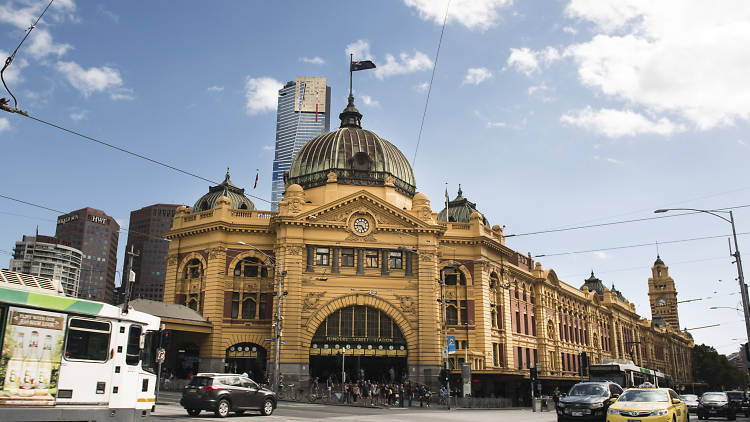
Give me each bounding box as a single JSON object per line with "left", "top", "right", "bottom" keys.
{"left": 264, "top": 338, "right": 275, "bottom": 341}
{"left": 447, "top": 336, "right": 456, "bottom": 354}
{"left": 156, "top": 347, "right": 166, "bottom": 363}
{"left": 442, "top": 346, "right": 448, "bottom": 359}
{"left": 279, "top": 341, "right": 286, "bottom": 345}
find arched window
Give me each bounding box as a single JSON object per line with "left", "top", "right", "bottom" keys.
{"left": 201, "top": 200, "right": 209, "bottom": 210}
{"left": 239, "top": 203, "right": 248, "bottom": 210}
{"left": 442, "top": 266, "right": 466, "bottom": 285}
{"left": 242, "top": 294, "right": 257, "bottom": 319}
{"left": 491, "top": 310, "right": 497, "bottom": 328}
{"left": 234, "top": 257, "right": 268, "bottom": 278}
{"left": 490, "top": 272, "right": 499, "bottom": 289}
{"left": 184, "top": 259, "right": 202, "bottom": 279}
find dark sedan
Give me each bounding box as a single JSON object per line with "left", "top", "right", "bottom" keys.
{"left": 180, "top": 373, "right": 277, "bottom": 417}
{"left": 697, "top": 392, "right": 736, "bottom": 420}
{"left": 557, "top": 381, "right": 623, "bottom": 421}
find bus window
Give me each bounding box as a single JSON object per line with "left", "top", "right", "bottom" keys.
{"left": 65, "top": 318, "right": 111, "bottom": 362}
{"left": 126, "top": 325, "right": 142, "bottom": 365}
{"left": 141, "top": 331, "right": 158, "bottom": 374}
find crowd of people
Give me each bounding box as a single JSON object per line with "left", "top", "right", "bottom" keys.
{"left": 310, "top": 376, "right": 440, "bottom": 407}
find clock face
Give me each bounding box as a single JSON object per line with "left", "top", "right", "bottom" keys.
{"left": 353, "top": 217, "right": 370, "bottom": 234}
{"left": 656, "top": 298, "right": 667, "bottom": 306}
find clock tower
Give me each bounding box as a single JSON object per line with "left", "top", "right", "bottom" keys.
{"left": 648, "top": 255, "right": 680, "bottom": 330}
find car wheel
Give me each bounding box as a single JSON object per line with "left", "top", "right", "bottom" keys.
{"left": 214, "top": 398, "right": 231, "bottom": 418}
{"left": 187, "top": 409, "right": 200, "bottom": 416}
{"left": 260, "top": 399, "right": 274, "bottom": 416}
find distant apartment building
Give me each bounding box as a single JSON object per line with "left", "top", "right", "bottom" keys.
{"left": 271, "top": 76, "right": 331, "bottom": 209}
{"left": 122, "top": 203, "right": 180, "bottom": 302}
{"left": 55, "top": 207, "right": 120, "bottom": 303}
{"left": 9, "top": 234, "right": 82, "bottom": 297}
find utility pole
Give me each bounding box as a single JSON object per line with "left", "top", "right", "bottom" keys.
{"left": 441, "top": 276, "right": 451, "bottom": 410}
{"left": 121, "top": 245, "right": 138, "bottom": 314}
{"left": 272, "top": 269, "right": 286, "bottom": 393}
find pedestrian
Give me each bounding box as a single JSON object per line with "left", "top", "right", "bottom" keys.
{"left": 407, "top": 382, "right": 413, "bottom": 407}
{"left": 419, "top": 384, "right": 425, "bottom": 407}
{"left": 439, "top": 385, "right": 447, "bottom": 406}
{"left": 553, "top": 386, "right": 561, "bottom": 406}
{"left": 399, "top": 383, "right": 405, "bottom": 407}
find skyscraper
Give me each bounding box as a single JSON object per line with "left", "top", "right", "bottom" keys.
{"left": 271, "top": 76, "right": 330, "bottom": 209}
{"left": 9, "top": 234, "right": 82, "bottom": 297}
{"left": 55, "top": 208, "right": 119, "bottom": 303}
{"left": 122, "top": 203, "right": 180, "bottom": 302}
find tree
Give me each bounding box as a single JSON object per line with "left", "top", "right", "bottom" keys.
{"left": 692, "top": 344, "right": 749, "bottom": 390}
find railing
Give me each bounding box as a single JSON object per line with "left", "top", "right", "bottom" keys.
{"left": 287, "top": 168, "right": 416, "bottom": 197}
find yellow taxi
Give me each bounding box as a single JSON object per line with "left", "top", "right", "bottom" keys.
{"left": 606, "top": 387, "right": 689, "bottom": 422}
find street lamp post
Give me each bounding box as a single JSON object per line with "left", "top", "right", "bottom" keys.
{"left": 655, "top": 208, "right": 750, "bottom": 346}
{"left": 440, "top": 275, "right": 451, "bottom": 410}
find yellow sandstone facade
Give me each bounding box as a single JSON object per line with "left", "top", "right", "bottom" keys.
{"left": 161, "top": 95, "right": 693, "bottom": 398}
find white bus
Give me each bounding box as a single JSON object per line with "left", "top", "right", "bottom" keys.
{"left": 589, "top": 359, "right": 666, "bottom": 388}
{"left": 0, "top": 269, "right": 161, "bottom": 421}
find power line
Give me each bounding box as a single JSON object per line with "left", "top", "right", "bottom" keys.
{"left": 506, "top": 204, "right": 750, "bottom": 238}
{"left": 557, "top": 255, "right": 730, "bottom": 279}
{"left": 536, "top": 231, "right": 750, "bottom": 258}
{"left": 13, "top": 113, "right": 272, "bottom": 204}
{"left": 412, "top": 0, "right": 451, "bottom": 166}
{"left": 1, "top": 0, "right": 55, "bottom": 109}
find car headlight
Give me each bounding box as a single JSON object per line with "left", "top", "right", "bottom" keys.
{"left": 590, "top": 402, "right": 604, "bottom": 409}
{"left": 607, "top": 408, "right": 619, "bottom": 415}
{"left": 651, "top": 409, "right": 668, "bottom": 416}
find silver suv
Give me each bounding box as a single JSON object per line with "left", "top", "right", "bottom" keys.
{"left": 180, "top": 373, "right": 277, "bottom": 417}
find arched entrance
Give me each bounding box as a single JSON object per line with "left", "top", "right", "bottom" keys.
{"left": 309, "top": 305, "right": 407, "bottom": 383}
{"left": 225, "top": 343, "right": 267, "bottom": 382}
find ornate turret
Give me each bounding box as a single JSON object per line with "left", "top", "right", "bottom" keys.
{"left": 581, "top": 271, "right": 606, "bottom": 295}
{"left": 437, "top": 185, "right": 490, "bottom": 227}
{"left": 193, "top": 169, "right": 255, "bottom": 212}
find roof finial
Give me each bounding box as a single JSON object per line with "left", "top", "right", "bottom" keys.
{"left": 457, "top": 184, "right": 463, "bottom": 197}
{"left": 225, "top": 167, "right": 231, "bottom": 183}
{"left": 339, "top": 93, "right": 363, "bottom": 129}
{"left": 591, "top": 270, "right": 594, "bottom": 278}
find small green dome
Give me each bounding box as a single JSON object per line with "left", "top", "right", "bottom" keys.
{"left": 286, "top": 95, "right": 416, "bottom": 197}
{"left": 437, "top": 185, "right": 490, "bottom": 227}
{"left": 193, "top": 170, "right": 255, "bottom": 212}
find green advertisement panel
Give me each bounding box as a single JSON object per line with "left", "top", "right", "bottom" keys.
{"left": 0, "top": 307, "right": 65, "bottom": 406}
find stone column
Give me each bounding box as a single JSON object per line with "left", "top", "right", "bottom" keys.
{"left": 404, "top": 251, "right": 412, "bottom": 276}
{"left": 331, "top": 247, "right": 339, "bottom": 273}
{"left": 306, "top": 245, "right": 314, "bottom": 272}
{"left": 381, "top": 249, "right": 389, "bottom": 275}
{"left": 356, "top": 248, "right": 364, "bottom": 275}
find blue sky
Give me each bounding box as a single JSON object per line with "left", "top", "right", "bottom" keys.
{"left": 1, "top": 0, "right": 749, "bottom": 355}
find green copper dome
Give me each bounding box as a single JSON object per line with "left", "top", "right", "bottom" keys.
{"left": 193, "top": 170, "right": 255, "bottom": 212}
{"left": 286, "top": 95, "right": 416, "bottom": 197}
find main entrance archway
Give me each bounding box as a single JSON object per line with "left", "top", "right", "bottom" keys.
{"left": 225, "top": 343, "right": 267, "bottom": 382}
{"left": 309, "top": 305, "right": 407, "bottom": 383}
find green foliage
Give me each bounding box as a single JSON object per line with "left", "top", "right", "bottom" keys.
{"left": 693, "top": 344, "right": 749, "bottom": 390}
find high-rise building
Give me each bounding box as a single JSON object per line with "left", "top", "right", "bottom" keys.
{"left": 9, "top": 234, "right": 82, "bottom": 297}
{"left": 648, "top": 255, "right": 680, "bottom": 330}
{"left": 122, "top": 203, "right": 180, "bottom": 302}
{"left": 55, "top": 208, "right": 119, "bottom": 303}
{"left": 271, "top": 76, "right": 330, "bottom": 209}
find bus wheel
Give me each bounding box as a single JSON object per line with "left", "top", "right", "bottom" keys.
{"left": 187, "top": 409, "right": 200, "bottom": 416}
{"left": 215, "top": 399, "right": 231, "bottom": 418}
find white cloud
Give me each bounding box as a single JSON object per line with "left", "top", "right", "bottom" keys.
{"left": 561, "top": 106, "right": 685, "bottom": 138}
{"left": 486, "top": 121, "right": 506, "bottom": 128}
{"left": 27, "top": 30, "right": 72, "bottom": 59}
{"left": 463, "top": 67, "right": 493, "bottom": 85}
{"left": 56, "top": 61, "right": 129, "bottom": 99}
{"left": 593, "top": 251, "right": 609, "bottom": 259}
{"left": 562, "top": 0, "right": 750, "bottom": 130}
{"left": 70, "top": 110, "right": 88, "bottom": 121}
{"left": 345, "top": 40, "right": 373, "bottom": 61}
{"left": 375, "top": 51, "right": 432, "bottom": 79}
{"left": 414, "top": 81, "right": 429, "bottom": 92}
{"left": 360, "top": 95, "right": 379, "bottom": 106}
{"left": 0, "top": 117, "right": 9, "bottom": 133}
{"left": 739, "top": 140, "right": 747, "bottom": 147}
{"left": 207, "top": 85, "right": 224, "bottom": 92}
{"left": 505, "top": 47, "right": 561, "bottom": 76}
{"left": 528, "top": 82, "right": 555, "bottom": 102}
{"left": 262, "top": 145, "right": 274, "bottom": 151}
{"left": 606, "top": 157, "right": 623, "bottom": 165}
{"left": 563, "top": 26, "right": 577, "bottom": 35}
{"left": 109, "top": 88, "right": 134, "bottom": 101}
{"left": 403, "top": 0, "right": 513, "bottom": 31}
{"left": 0, "top": 50, "right": 27, "bottom": 84}
{"left": 301, "top": 56, "right": 326, "bottom": 65}
{"left": 244, "top": 76, "right": 282, "bottom": 115}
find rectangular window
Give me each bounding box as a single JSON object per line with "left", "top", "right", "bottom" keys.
{"left": 531, "top": 316, "right": 537, "bottom": 336}
{"left": 341, "top": 248, "right": 354, "bottom": 267}
{"left": 516, "top": 311, "right": 521, "bottom": 334}
{"left": 389, "top": 251, "right": 403, "bottom": 269}
{"left": 259, "top": 294, "right": 268, "bottom": 319}
{"left": 524, "top": 314, "right": 529, "bottom": 335}
{"left": 525, "top": 348, "right": 531, "bottom": 369}
{"left": 498, "top": 344, "right": 504, "bottom": 367}
{"left": 460, "top": 300, "right": 468, "bottom": 325}
{"left": 125, "top": 325, "right": 142, "bottom": 365}
{"left": 497, "top": 305, "right": 502, "bottom": 329}
{"left": 517, "top": 346, "right": 523, "bottom": 370}
{"left": 315, "top": 247, "right": 330, "bottom": 266}
{"left": 365, "top": 249, "right": 379, "bottom": 268}
{"left": 241, "top": 293, "right": 257, "bottom": 319}
{"left": 493, "top": 343, "right": 499, "bottom": 367}
{"left": 64, "top": 318, "right": 111, "bottom": 362}
{"left": 533, "top": 349, "right": 538, "bottom": 368}
{"left": 231, "top": 292, "right": 239, "bottom": 319}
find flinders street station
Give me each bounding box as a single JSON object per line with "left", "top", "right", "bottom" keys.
{"left": 158, "top": 94, "right": 694, "bottom": 400}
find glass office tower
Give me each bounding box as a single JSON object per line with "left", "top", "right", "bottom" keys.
{"left": 271, "top": 76, "right": 330, "bottom": 210}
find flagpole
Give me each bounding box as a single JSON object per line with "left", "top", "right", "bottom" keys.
{"left": 349, "top": 53, "right": 353, "bottom": 98}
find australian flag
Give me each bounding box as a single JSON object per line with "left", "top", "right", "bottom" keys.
{"left": 351, "top": 60, "right": 376, "bottom": 71}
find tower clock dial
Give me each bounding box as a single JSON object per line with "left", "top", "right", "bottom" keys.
{"left": 656, "top": 297, "right": 667, "bottom": 307}
{"left": 353, "top": 217, "right": 370, "bottom": 234}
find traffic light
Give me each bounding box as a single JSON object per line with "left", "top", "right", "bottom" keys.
{"left": 439, "top": 368, "right": 449, "bottom": 384}
{"left": 530, "top": 367, "right": 537, "bottom": 382}
{"left": 160, "top": 329, "right": 172, "bottom": 349}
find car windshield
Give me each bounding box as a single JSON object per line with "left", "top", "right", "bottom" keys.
{"left": 681, "top": 394, "right": 698, "bottom": 401}
{"left": 618, "top": 390, "right": 669, "bottom": 402}
{"left": 187, "top": 376, "right": 212, "bottom": 387}
{"left": 702, "top": 393, "right": 726, "bottom": 401}
{"left": 569, "top": 384, "right": 608, "bottom": 397}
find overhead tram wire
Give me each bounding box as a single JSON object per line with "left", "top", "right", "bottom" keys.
{"left": 504, "top": 204, "right": 750, "bottom": 238}
{"left": 535, "top": 231, "right": 750, "bottom": 258}
{"left": 17, "top": 114, "right": 272, "bottom": 204}
{"left": 412, "top": 0, "right": 451, "bottom": 167}
{"left": 1, "top": 0, "right": 55, "bottom": 109}
{"left": 0, "top": 193, "right": 178, "bottom": 243}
